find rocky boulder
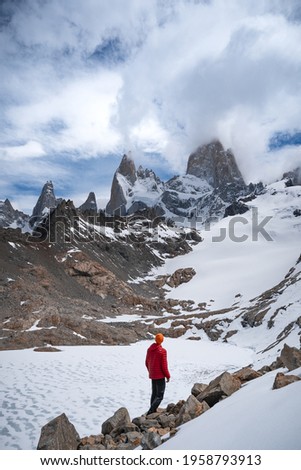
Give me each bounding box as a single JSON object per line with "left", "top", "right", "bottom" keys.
{"left": 101, "top": 407, "right": 131, "bottom": 435}
{"left": 191, "top": 383, "right": 208, "bottom": 397}
{"left": 37, "top": 413, "right": 80, "bottom": 450}
{"left": 141, "top": 431, "right": 162, "bottom": 450}
{"left": 279, "top": 344, "right": 301, "bottom": 371}
{"left": 166, "top": 268, "right": 196, "bottom": 288}
{"left": 272, "top": 372, "right": 301, "bottom": 390}
{"left": 196, "top": 371, "right": 241, "bottom": 407}
{"left": 233, "top": 367, "right": 262, "bottom": 384}
{"left": 176, "top": 395, "right": 209, "bottom": 426}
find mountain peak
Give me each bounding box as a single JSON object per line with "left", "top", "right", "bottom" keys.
{"left": 186, "top": 140, "right": 245, "bottom": 191}
{"left": 78, "top": 192, "right": 98, "bottom": 213}
{"left": 117, "top": 153, "right": 137, "bottom": 185}
{"left": 31, "top": 181, "right": 58, "bottom": 220}
{"left": 0, "top": 198, "right": 29, "bottom": 228}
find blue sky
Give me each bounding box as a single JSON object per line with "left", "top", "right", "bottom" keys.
{"left": 1, "top": 0, "right": 301, "bottom": 213}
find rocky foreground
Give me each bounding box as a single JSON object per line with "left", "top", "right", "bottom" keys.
{"left": 36, "top": 344, "right": 301, "bottom": 451}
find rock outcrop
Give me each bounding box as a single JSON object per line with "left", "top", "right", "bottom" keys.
{"left": 272, "top": 372, "right": 301, "bottom": 390}
{"left": 31, "top": 181, "right": 58, "bottom": 223}
{"left": 106, "top": 154, "right": 164, "bottom": 216}
{"left": 78, "top": 192, "right": 98, "bottom": 213}
{"left": 283, "top": 167, "right": 301, "bottom": 186}
{"left": 279, "top": 344, "right": 301, "bottom": 371}
{"left": 186, "top": 140, "right": 246, "bottom": 196}
{"left": 196, "top": 371, "right": 241, "bottom": 407}
{"left": 37, "top": 413, "right": 80, "bottom": 450}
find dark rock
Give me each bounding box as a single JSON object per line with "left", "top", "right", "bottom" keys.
{"left": 37, "top": 413, "right": 80, "bottom": 450}
{"left": 141, "top": 431, "right": 162, "bottom": 450}
{"left": 111, "top": 423, "right": 139, "bottom": 438}
{"left": 282, "top": 167, "right": 301, "bottom": 186}
{"left": 272, "top": 372, "right": 301, "bottom": 390}
{"left": 78, "top": 192, "right": 98, "bottom": 213}
{"left": 224, "top": 201, "right": 249, "bottom": 217}
{"left": 31, "top": 181, "right": 58, "bottom": 224}
{"left": 191, "top": 383, "right": 208, "bottom": 397}
{"left": 197, "top": 371, "right": 241, "bottom": 407}
{"left": 101, "top": 407, "right": 131, "bottom": 435}
{"left": 158, "top": 413, "right": 176, "bottom": 428}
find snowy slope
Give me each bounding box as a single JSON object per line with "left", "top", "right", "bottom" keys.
{"left": 161, "top": 367, "right": 301, "bottom": 450}
{"left": 151, "top": 181, "right": 301, "bottom": 310}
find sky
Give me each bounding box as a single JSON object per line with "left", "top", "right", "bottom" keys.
{"left": 1, "top": 0, "right": 301, "bottom": 213}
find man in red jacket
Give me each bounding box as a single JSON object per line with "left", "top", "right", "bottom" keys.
{"left": 145, "top": 333, "right": 170, "bottom": 415}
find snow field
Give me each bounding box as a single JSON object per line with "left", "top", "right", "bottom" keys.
{"left": 0, "top": 338, "right": 254, "bottom": 450}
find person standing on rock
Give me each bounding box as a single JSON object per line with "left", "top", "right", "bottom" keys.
{"left": 145, "top": 333, "right": 170, "bottom": 415}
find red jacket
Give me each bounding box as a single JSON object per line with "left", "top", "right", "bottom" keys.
{"left": 145, "top": 343, "right": 170, "bottom": 380}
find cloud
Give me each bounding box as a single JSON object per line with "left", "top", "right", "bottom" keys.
{"left": 117, "top": 0, "right": 301, "bottom": 179}
{"left": 1, "top": 0, "right": 301, "bottom": 211}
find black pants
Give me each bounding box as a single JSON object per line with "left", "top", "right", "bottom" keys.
{"left": 147, "top": 378, "right": 166, "bottom": 415}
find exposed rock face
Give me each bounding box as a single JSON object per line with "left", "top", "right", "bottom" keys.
{"left": 283, "top": 167, "right": 301, "bottom": 186}
{"left": 156, "top": 268, "right": 196, "bottom": 289}
{"left": 272, "top": 372, "right": 301, "bottom": 390}
{"left": 106, "top": 154, "right": 137, "bottom": 215}
{"left": 78, "top": 192, "right": 98, "bottom": 213}
{"left": 196, "top": 371, "right": 241, "bottom": 407}
{"left": 0, "top": 199, "right": 29, "bottom": 229}
{"left": 118, "top": 153, "right": 137, "bottom": 185}
{"left": 280, "top": 344, "right": 301, "bottom": 371}
{"left": 37, "top": 413, "right": 80, "bottom": 450}
{"left": 186, "top": 140, "right": 246, "bottom": 192}
{"left": 31, "top": 181, "right": 58, "bottom": 225}
{"left": 224, "top": 201, "right": 249, "bottom": 217}
{"left": 106, "top": 154, "right": 164, "bottom": 216}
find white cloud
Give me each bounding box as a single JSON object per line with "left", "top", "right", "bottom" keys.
{"left": 0, "top": 140, "right": 45, "bottom": 160}
{"left": 1, "top": 0, "right": 301, "bottom": 210}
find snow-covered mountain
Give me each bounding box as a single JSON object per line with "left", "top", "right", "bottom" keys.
{"left": 106, "top": 140, "right": 263, "bottom": 224}
{"left": 0, "top": 198, "right": 30, "bottom": 229}
{"left": 106, "top": 153, "right": 165, "bottom": 216}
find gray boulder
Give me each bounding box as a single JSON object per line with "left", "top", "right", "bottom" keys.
{"left": 176, "top": 395, "right": 209, "bottom": 426}
{"left": 141, "top": 431, "right": 162, "bottom": 450}
{"left": 101, "top": 407, "right": 131, "bottom": 435}
{"left": 191, "top": 383, "right": 208, "bottom": 397}
{"left": 197, "top": 371, "right": 241, "bottom": 407}
{"left": 37, "top": 413, "right": 80, "bottom": 450}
